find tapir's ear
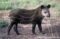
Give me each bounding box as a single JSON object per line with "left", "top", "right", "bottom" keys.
{"left": 41, "top": 5, "right": 45, "bottom": 9}
{"left": 47, "top": 4, "right": 51, "bottom": 8}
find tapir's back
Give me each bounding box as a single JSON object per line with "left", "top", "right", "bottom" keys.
{"left": 9, "top": 9, "right": 38, "bottom": 23}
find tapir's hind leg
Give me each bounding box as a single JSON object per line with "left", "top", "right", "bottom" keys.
{"left": 7, "top": 21, "right": 15, "bottom": 35}
{"left": 14, "top": 23, "right": 20, "bottom": 35}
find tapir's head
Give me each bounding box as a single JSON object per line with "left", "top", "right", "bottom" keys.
{"left": 41, "top": 4, "right": 51, "bottom": 17}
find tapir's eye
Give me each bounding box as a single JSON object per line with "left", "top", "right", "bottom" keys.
{"left": 44, "top": 12, "right": 47, "bottom": 13}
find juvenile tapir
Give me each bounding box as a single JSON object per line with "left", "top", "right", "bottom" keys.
{"left": 7, "top": 4, "right": 51, "bottom": 35}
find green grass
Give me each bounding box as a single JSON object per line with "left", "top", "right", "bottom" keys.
{"left": 0, "top": 0, "right": 12, "bottom": 10}
{"left": 0, "top": 0, "right": 60, "bottom": 12}
{"left": 0, "top": 0, "right": 60, "bottom": 16}
{"left": 0, "top": 19, "right": 8, "bottom": 28}
{"left": 0, "top": 2, "right": 12, "bottom": 10}
{"left": 0, "top": 0, "right": 9, "bottom": 2}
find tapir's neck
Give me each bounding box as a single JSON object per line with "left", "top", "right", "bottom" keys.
{"left": 35, "top": 8, "right": 43, "bottom": 17}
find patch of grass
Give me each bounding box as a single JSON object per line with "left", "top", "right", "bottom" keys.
{"left": 0, "top": 0, "right": 12, "bottom": 10}
{"left": 0, "top": 0, "right": 59, "bottom": 9}
{"left": 0, "top": 0, "right": 60, "bottom": 13}
{"left": 0, "top": 0, "right": 55, "bottom": 9}
{"left": 0, "top": 2, "right": 12, "bottom": 10}
{"left": 0, "top": 0, "right": 9, "bottom": 2}
{"left": 11, "top": 0, "right": 54, "bottom": 9}
{"left": 0, "top": 19, "right": 8, "bottom": 28}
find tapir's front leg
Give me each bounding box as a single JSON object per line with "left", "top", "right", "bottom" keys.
{"left": 32, "top": 22, "right": 36, "bottom": 34}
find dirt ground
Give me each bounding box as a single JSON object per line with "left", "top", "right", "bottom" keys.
{"left": 0, "top": 8, "right": 60, "bottom": 39}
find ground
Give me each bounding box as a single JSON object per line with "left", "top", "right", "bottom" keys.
{"left": 0, "top": 17, "right": 60, "bottom": 39}
{"left": 0, "top": 8, "right": 60, "bottom": 39}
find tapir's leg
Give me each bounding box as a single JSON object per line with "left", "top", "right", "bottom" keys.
{"left": 7, "top": 21, "right": 15, "bottom": 35}
{"left": 38, "top": 18, "right": 45, "bottom": 34}
{"left": 32, "top": 22, "right": 36, "bottom": 34}
{"left": 14, "top": 23, "right": 20, "bottom": 35}
{"left": 38, "top": 23, "right": 45, "bottom": 34}
{"left": 38, "top": 17, "right": 43, "bottom": 32}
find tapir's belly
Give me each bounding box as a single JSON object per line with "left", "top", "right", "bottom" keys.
{"left": 20, "top": 14, "right": 32, "bottom": 24}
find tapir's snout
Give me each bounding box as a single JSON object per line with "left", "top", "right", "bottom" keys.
{"left": 47, "top": 15, "right": 50, "bottom": 18}
{"left": 47, "top": 13, "right": 50, "bottom": 17}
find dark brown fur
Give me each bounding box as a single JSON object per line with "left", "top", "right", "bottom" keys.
{"left": 7, "top": 5, "right": 51, "bottom": 35}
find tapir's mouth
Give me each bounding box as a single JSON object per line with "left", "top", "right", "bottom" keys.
{"left": 47, "top": 15, "right": 50, "bottom": 17}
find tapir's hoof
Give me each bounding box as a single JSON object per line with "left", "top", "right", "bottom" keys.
{"left": 41, "top": 32, "right": 45, "bottom": 34}
{"left": 17, "top": 33, "right": 21, "bottom": 35}
{"left": 32, "top": 33, "right": 37, "bottom": 35}
{"left": 7, "top": 33, "right": 10, "bottom": 35}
